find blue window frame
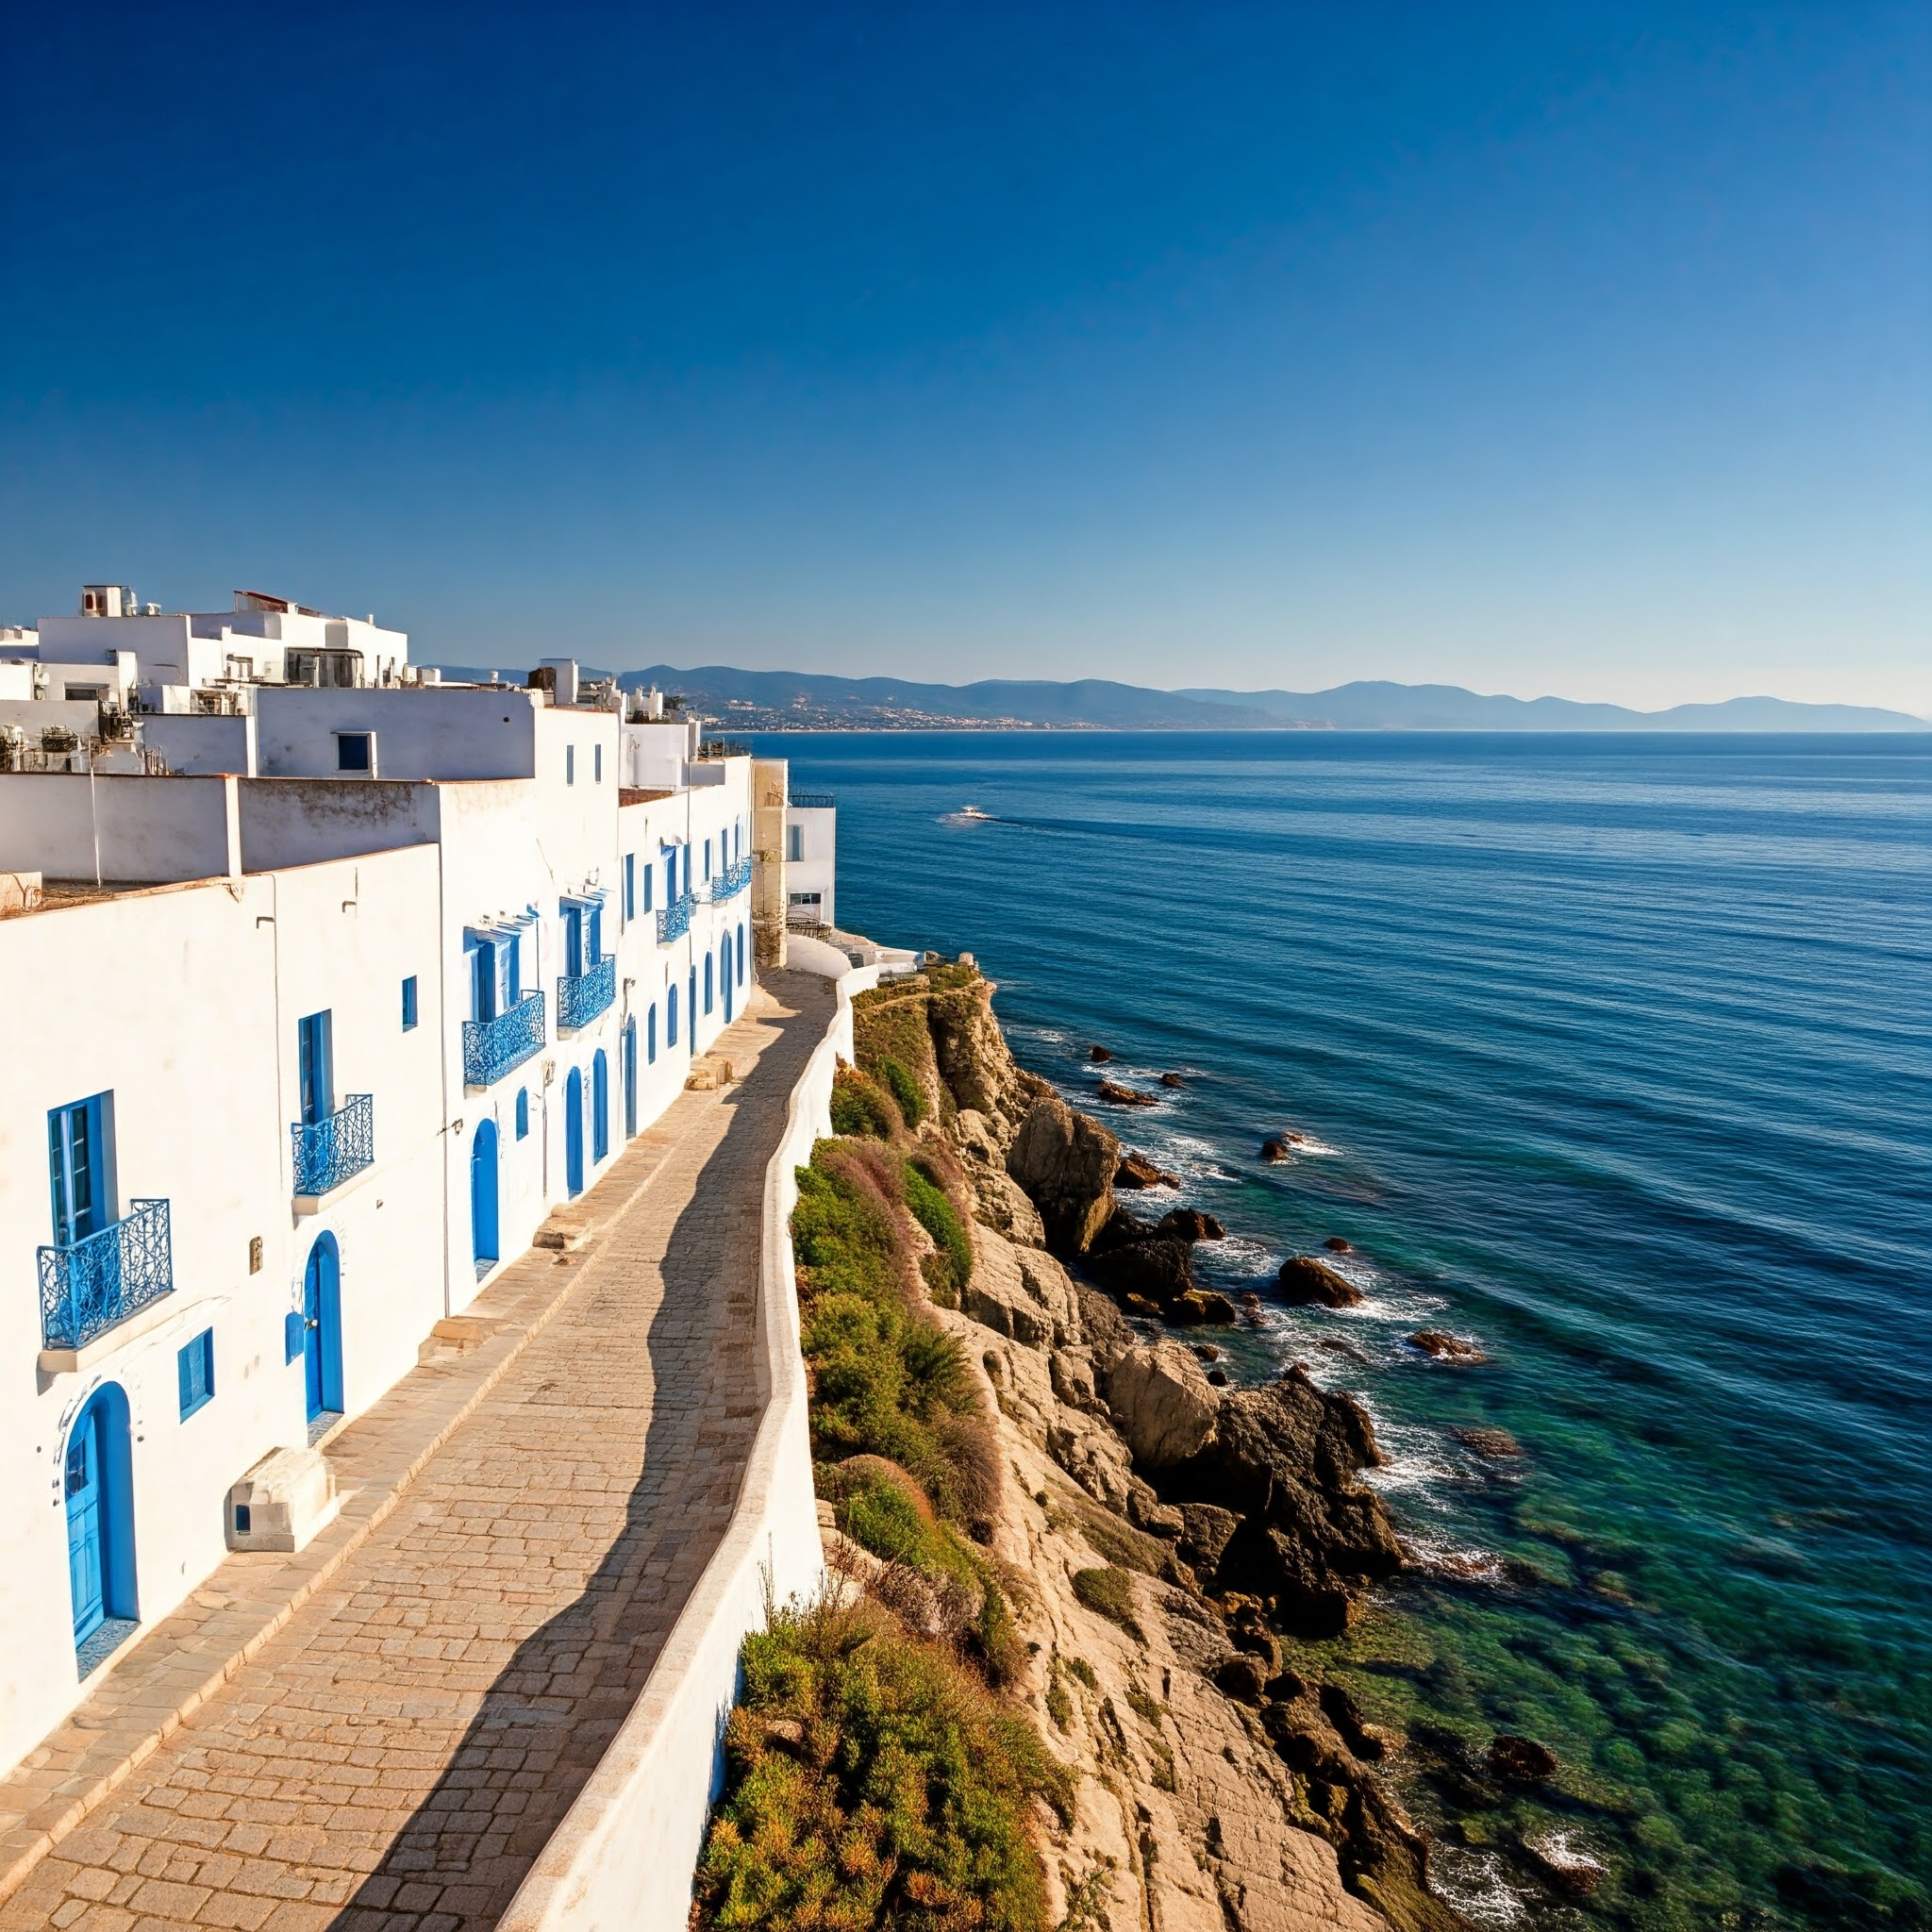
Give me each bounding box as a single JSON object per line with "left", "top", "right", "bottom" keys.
{"left": 336, "top": 732, "right": 373, "bottom": 774}
{"left": 566, "top": 743, "right": 575, "bottom": 786}
{"left": 48, "top": 1093, "right": 111, "bottom": 1245}
{"left": 592, "top": 1050, "right": 609, "bottom": 1161}
{"left": 297, "top": 1012, "right": 334, "bottom": 1126}
{"left": 594, "top": 743, "right": 603, "bottom": 783}
{"left": 737, "top": 923, "right": 746, "bottom": 983}
{"left": 704, "top": 838, "right": 712, "bottom": 881}
{"left": 704, "top": 954, "right": 714, "bottom": 1014}
{"left": 624, "top": 854, "right": 636, "bottom": 923}
{"left": 178, "top": 1329, "right": 215, "bottom": 1420}
{"left": 401, "top": 975, "right": 419, "bottom": 1031}
{"left": 667, "top": 986, "right": 679, "bottom": 1047}
{"left": 589, "top": 903, "right": 603, "bottom": 962}
{"left": 562, "top": 902, "right": 584, "bottom": 974}
{"left": 643, "top": 860, "right": 654, "bottom": 911}
{"left": 647, "top": 1003, "right": 658, "bottom": 1063}
{"left": 515, "top": 1088, "right": 529, "bottom": 1139}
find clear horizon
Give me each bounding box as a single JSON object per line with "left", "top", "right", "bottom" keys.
{"left": 2, "top": 4, "right": 1925, "bottom": 713}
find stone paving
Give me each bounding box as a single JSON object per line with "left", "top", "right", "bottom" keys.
{"left": 0, "top": 970, "right": 831, "bottom": 1931}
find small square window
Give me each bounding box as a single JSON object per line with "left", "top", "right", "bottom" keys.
{"left": 178, "top": 1329, "right": 215, "bottom": 1420}
{"left": 401, "top": 975, "right": 419, "bottom": 1030}
{"left": 336, "top": 732, "right": 374, "bottom": 774}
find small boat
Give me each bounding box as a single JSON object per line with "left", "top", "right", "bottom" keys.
{"left": 958, "top": 805, "right": 993, "bottom": 821}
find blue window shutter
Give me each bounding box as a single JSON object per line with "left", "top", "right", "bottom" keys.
{"left": 402, "top": 975, "right": 418, "bottom": 1030}
{"left": 644, "top": 861, "right": 653, "bottom": 911}
{"left": 285, "top": 1310, "right": 305, "bottom": 1363}
{"left": 624, "top": 855, "right": 635, "bottom": 922}
{"left": 516, "top": 1089, "right": 529, "bottom": 1139}
{"left": 648, "top": 1004, "right": 658, "bottom": 1062}
{"left": 179, "top": 1329, "right": 215, "bottom": 1419}
{"left": 566, "top": 744, "right": 575, "bottom": 785}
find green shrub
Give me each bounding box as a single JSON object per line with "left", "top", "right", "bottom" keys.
{"left": 904, "top": 1158, "right": 974, "bottom": 1300}
{"left": 695, "top": 1596, "right": 1071, "bottom": 1931}
{"left": 1071, "top": 1568, "right": 1144, "bottom": 1643}
{"left": 829, "top": 1067, "right": 899, "bottom": 1139}
{"left": 880, "top": 1055, "right": 927, "bottom": 1126}
{"left": 1064, "top": 1656, "right": 1098, "bottom": 1690}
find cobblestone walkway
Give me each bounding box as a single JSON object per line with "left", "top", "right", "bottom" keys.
{"left": 0, "top": 971, "right": 831, "bottom": 1932}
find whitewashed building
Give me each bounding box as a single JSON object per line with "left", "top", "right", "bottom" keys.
{"left": 0, "top": 589, "right": 815, "bottom": 1781}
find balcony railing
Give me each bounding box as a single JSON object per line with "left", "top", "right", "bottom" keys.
{"left": 291, "top": 1093, "right": 375, "bottom": 1198}
{"left": 788, "top": 792, "right": 837, "bottom": 808}
{"left": 463, "top": 990, "right": 546, "bottom": 1087}
{"left": 39, "top": 1199, "right": 175, "bottom": 1353}
{"left": 657, "top": 891, "right": 696, "bottom": 943}
{"left": 557, "top": 954, "right": 616, "bottom": 1030}
{"left": 708, "top": 855, "right": 753, "bottom": 902}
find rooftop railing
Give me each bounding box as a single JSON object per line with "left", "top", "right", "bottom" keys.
{"left": 39, "top": 1199, "right": 174, "bottom": 1352}
{"left": 558, "top": 954, "right": 616, "bottom": 1030}
{"left": 693, "top": 739, "right": 751, "bottom": 760}
{"left": 657, "top": 890, "right": 696, "bottom": 944}
{"left": 788, "top": 791, "right": 837, "bottom": 809}
{"left": 708, "top": 855, "right": 754, "bottom": 902}
{"left": 291, "top": 1093, "right": 375, "bottom": 1198}
{"left": 463, "top": 990, "right": 546, "bottom": 1087}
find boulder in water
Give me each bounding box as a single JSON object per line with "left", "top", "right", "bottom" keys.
{"left": 1453, "top": 1425, "right": 1521, "bottom": 1459}
{"left": 1260, "top": 1137, "right": 1291, "bottom": 1162}
{"left": 1089, "top": 1043, "right": 1114, "bottom": 1063}
{"left": 1277, "top": 1256, "right": 1363, "bottom": 1307}
{"left": 1159, "top": 1071, "right": 1187, "bottom": 1089}
{"left": 1489, "top": 1734, "right": 1558, "bottom": 1782}
{"left": 1157, "top": 1207, "right": 1225, "bottom": 1241}
{"left": 1097, "top": 1078, "right": 1159, "bottom": 1108}
{"left": 1324, "top": 1235, "right": 1352, "bottom": 1253}
{"left": 1409, "top": 1329, "right": 1487, "bottom": 1365}
{"left": 1114, "top": 1150, "right": 1178, "bottom": 1190}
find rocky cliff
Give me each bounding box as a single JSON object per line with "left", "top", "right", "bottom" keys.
{"left": 847, "top": 964, "right": 1466, "bottom": 1932}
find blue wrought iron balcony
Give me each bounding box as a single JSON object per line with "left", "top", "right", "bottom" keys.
{"left": 657, "top": 891, "right": 696, "bottom": 944}
{"left": 40, "top": 1199, "right": 174, "bottom": 1353}
{"left": 708, "top": 855, "right": 754, "bottom": 902}
{"left": 463, "top": 990, "right": 546, "bottom": 1087}
{"left": 291, "top": 1093, "right": 375, "bottom": 1199}
{"left": 557, "top": 954, "right": 616, "bottom": 1030}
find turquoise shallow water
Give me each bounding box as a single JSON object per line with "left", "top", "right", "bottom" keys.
{"left": 754, "top": 729, "right": 1932, "bottom": 1929}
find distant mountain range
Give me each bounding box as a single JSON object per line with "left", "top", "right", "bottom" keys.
{"left": 425, "top": 662, "right": 1929, "bottom": 733}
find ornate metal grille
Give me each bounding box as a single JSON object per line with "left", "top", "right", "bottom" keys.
{"left": 291, "top": 1093, "right": 375, "bottom": 1197}
{"left": 656, "top": 891, "right": 697, "bottom": 944}
{"left": 462, "top": 990, "right": 547, "bottom": 1086}
{"left": 39, "top": 1198, "right": 174, "bottom": 1351}
{"left": 557, "top": 954, "right": 616, "bottom": 1030}
{"left": 708, "top": 855, "right": 754, "bottom": 902}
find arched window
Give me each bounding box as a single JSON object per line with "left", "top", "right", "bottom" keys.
{"left": 592, "top": 1050, "right": 609, "bottom": 1162}
{"left": 514, "top": 1089, "right": 529, "bottom": 1140}
{"left": 647, "top": 1002, "right": 658, "bottom": 1062}
{"left": 704, "top": 954, "right": 714, "bottom": 1014}
{"left": 667, "top": 986, "right": 678, "bottom": 1047}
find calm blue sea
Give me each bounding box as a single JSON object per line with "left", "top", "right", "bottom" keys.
{"left": 753, "top": 730, "right": 1932, "bottom": 1930}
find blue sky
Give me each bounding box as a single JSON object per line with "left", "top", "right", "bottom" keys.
{"left": 3, "top": 3, "right": 1926, "bottom": 711}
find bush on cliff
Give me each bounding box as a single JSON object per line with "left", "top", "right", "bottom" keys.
{"left": 879, "top": 1055, "right": 928, "bottom": 1126}
{"left": 694, "top": 1595, "right": 1071, "bottom": 1932}
{"left": 904, "top": 1158, "right": 974, "bottom": 1305}
{"left": 830, "top": 1066, "right": 899, "bottom": 1140}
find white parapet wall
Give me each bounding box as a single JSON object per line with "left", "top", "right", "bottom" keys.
{"left": 496, "top": 951, "right": 880, "bottom": 1932}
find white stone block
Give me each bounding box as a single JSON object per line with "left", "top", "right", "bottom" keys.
{"left": 226, "top": 1445, "right": 340, "bottom": 1553}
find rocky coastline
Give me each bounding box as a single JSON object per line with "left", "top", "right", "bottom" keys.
{"left": 852, "top": 959, "right": 1472, "bottom": 1931}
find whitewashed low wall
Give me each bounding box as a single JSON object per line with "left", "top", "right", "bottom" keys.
{"left": 498, "top": 954, "right": 879, "bottom": 1932}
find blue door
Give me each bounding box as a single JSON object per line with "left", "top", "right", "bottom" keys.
{"left": 297, "top": 1012, "right": 333, "bottom": 1125}
{"left": 49, "top": 1094, "right": 108, "bottom": 1246}
{"left": 565, "top": 1067, "right": 584, "bottom": 1197}
{"left": 722, "top": 939, "right": 734, "bottom": 1021}
{"left": 65, "top": 1405, "right": 105, "bottom": 1643}
{"left": 624, "top": 1020, "right": 638, "bottom": 1138}
{"left": 704, "top": 954, "right": 714, "bottom": 1015}
{"left": 592, "top": 1051, "right": 609, "bottom": 1162}
{"left": 302, "top": 1236, "right": 343, "bottom": 1423}
{"left": 471, "top": 1119, "right": 500, "bottom": 1267}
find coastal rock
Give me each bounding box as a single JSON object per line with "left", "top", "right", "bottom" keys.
{"left": 1158, "top": 1208, "right": 1226, "bottom": 1241}
{"left": 1096, "top": 1077, "right": 1159, "bottom": 1108}
{"left": 1213, "top": 1652, "right": 1271, "bottom": 1704}
{"left": 1489, "top": 1734, "right": 1558, "bottom": 1783}
{"left": 928, "top": 978, "right": 1027, "bottom": 1124}
{"left": 1174, "top": 1371, "right": 1403, "bottom": 1633}
{"left": 1159, "top": 1071, "right": 1187, "bottom": 1089}
{"left": 1165, "top": 1290, "right": 1239, "bottom": 1325}
{"left": 1410, "top": 1329, "right": 1488, "bottom": 1365}
{"left": 1177, "top": 1503, "right": 1241, "bottom": 1574}
{"left": 1324, "top": 1236, "right": 1353, "bottom": 1253}
{"left": 1006, "top": 1094, "right": 1118, "bottom": 1255}
{"left": 1260, "top": 1137, "right": 1292, "bottom": 1162}
{"left": 1088, "top": 1043, "right": 1114, "bottom": 1062}
{"left": 963, "top": 1225, "right": 1079, "bottom": 1349}
{"left": 1114, "top": 1150, "right": 1178, "bottom": 1190}
{"left": 1088, "top": 1237, "right": 1197, "bottom": 1305}
{"left": 1453, "top": 1425, "right": 1522, "bottom": 1459}
{"left": 1105, "top": 1341, "right": 1221, "bottom": 1469}
{"left": 1522, "top": 1833, "right": 1606, "bottom": 1896}
{"left": 1277, "top": 1256, "right": 1364, "bottom": 1307}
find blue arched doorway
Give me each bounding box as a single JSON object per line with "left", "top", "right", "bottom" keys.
{"left": 65, "top": 1382, "right": 137, "bottom": 1651}
{"left": 302, "top": 1234, "right": 344, "bottom": 1424}
{"left": 471, "top": 1118, "right": 500, "bottom": 1272}
{"left": 623, "top": 1019, "right": 638, "bottom": 1139}
{"left": 592, "top": 1050, "right": 609, "bottom": 1163}
{"left": 564, "top": 1066, "right": 585, "bottom": 1197}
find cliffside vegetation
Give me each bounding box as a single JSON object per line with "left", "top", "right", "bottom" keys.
{"left": 694, "top": 969, "right": 1062, "bottom": 1930}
